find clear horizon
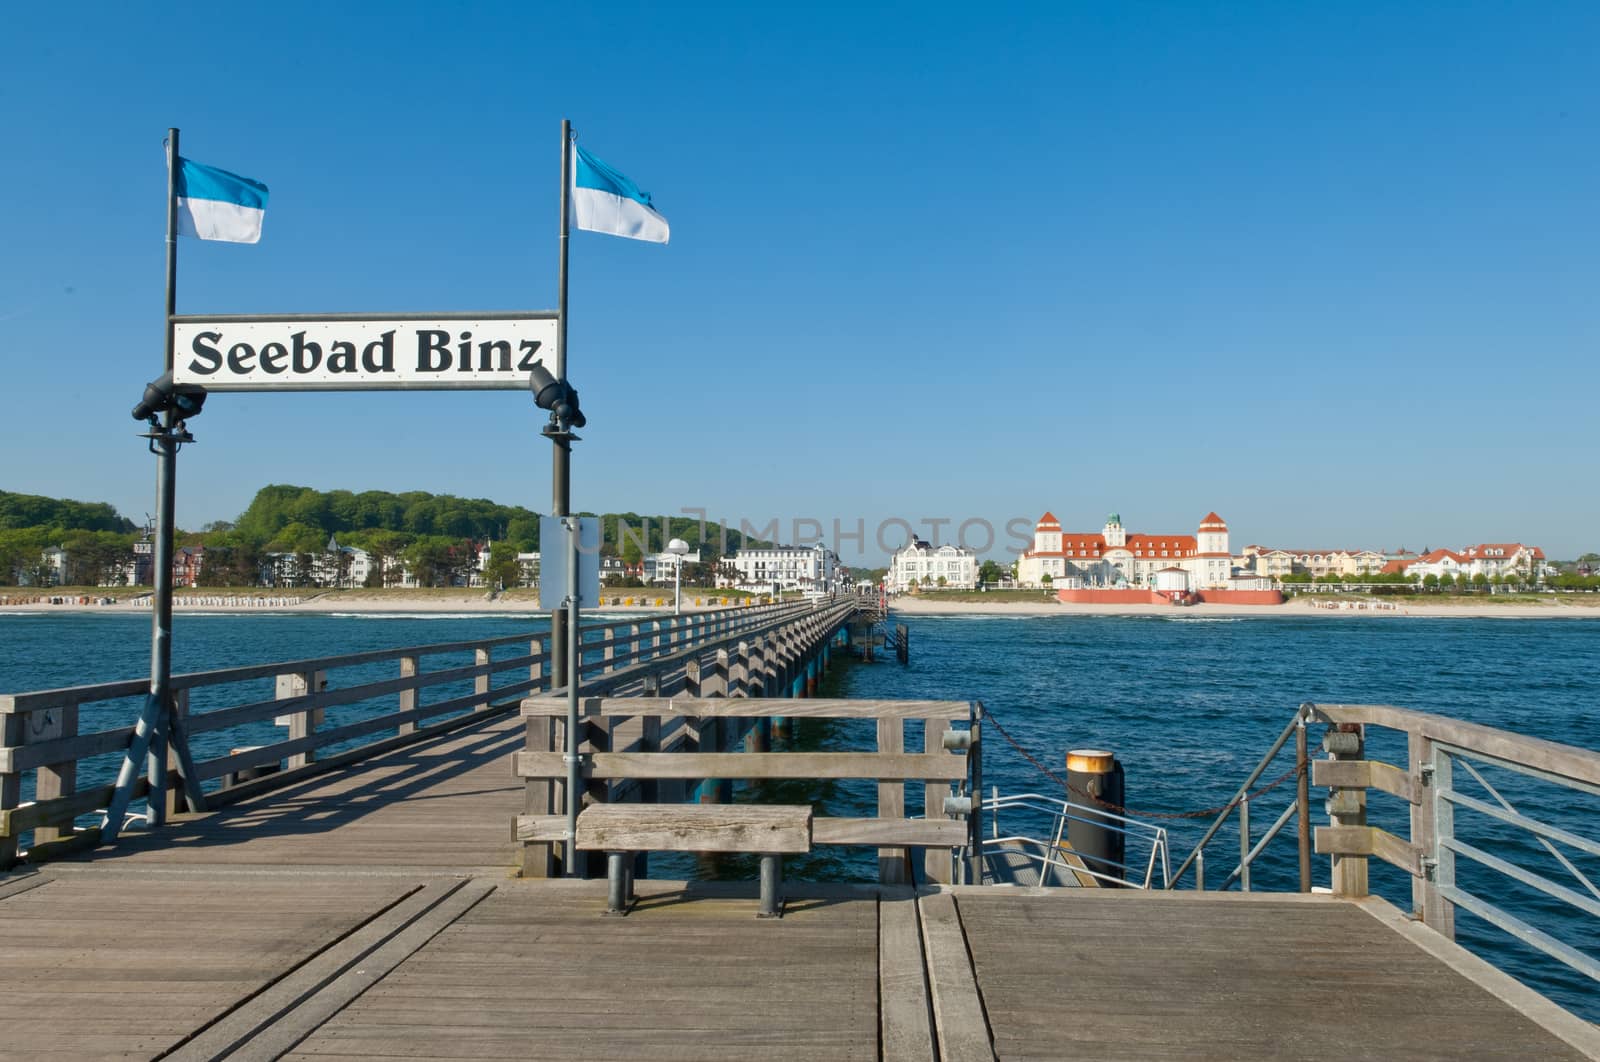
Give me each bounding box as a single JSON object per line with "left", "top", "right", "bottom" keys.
{"left": 4, "top": 3, "right": 1597, "bottom": 562}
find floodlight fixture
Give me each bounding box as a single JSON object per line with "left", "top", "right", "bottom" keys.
{"left": 131, "top": 371, "right": 207, "bottom": 423}
{"left": 529, "top": 363, "right": 586, "bottom": 430}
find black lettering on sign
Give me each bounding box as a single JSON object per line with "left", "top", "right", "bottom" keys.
{"left": 517, "top": 340, "right": 542, "bottom": 370}
{"left": 291, "top": 332, "right": 322, "bottom": 373}
{"left": 259, "top": 342, "right": 288, "bottom": 374}
{"left": 228, "top": 343, "right": 256, "bottom": 374}
{"left": 479, "top": 340, "right": 511, "bottom": 371}
{"left": 328, "top": 341, "right": 356, "bottom": 373}
{"left": 416, "top": 330, "right": 450, "bottom": 372}
{"left": 189, "top": 331, "right": 223, "bottom": 374}
{"left": 363, "top": 331, "right": 395, "bottom": 373}
{"left": 456, "top": 331, "right": 473, "bottom": 372}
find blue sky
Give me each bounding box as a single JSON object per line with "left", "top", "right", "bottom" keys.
{"left": 3, "top": 2, "right": 1597, "bottom": 562}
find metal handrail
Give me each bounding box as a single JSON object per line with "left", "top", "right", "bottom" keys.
{"left": 980, "top": 791, "right": 1171, "bottom": 890}
{"left": 0, "top": 600, "right": 845, "bottom": 865}
{"left": 1168, "top": 706, "right": 1311, "bottom": 890}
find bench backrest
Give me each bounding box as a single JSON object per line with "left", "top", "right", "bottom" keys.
{"left": 576, "top": 803, "right": 812, "bottom": 854}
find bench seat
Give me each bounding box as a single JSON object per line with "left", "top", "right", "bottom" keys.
{"left": 574, "top": 803, "right": 813, "bottom": 917}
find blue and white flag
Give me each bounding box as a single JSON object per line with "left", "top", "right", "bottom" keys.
{"left": 569, "top": 143, "right": 669, "bottom": 244}
{"left": 176, "top": 157, "right": 269, "bottom": 244}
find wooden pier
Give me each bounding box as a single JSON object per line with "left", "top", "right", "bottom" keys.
{"left": 2, "top": 602, "right": 1597, "bottom": 1059}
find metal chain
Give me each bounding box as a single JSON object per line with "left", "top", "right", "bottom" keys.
{"left": 981, "top": 707, "right": 1306, "bottom": 821}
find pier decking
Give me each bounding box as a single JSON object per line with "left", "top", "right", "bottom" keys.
{"left": 3, "top": 711, "right": 1595, "bottom": 1061}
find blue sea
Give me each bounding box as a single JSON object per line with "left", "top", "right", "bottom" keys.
{"left": 1, "top": 608, "right": 1596, "bottom": 1018}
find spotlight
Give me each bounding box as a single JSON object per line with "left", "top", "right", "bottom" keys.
{"left": 132, "top": 372, "right": 206, "bottom": 422}
{"left": 529, "top": 363, "right": 585, "bottom": 429}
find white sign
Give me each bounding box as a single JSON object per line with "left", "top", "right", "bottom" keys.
{"left": 538, "top": 516, "right": 601, "bottom": 610}
{"left": 172, "top": 313, "right": 557, "bottom": 391}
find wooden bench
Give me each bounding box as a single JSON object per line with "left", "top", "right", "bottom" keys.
{"left": 574, "top": 803, "right": 813, "bottom": 918}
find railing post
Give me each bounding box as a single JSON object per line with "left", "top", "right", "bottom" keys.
{"left": 1238, "top": 792, "right": 1251, "bottom": 892}
{"left": 602, "top": 626, "right": 615, "bottom": 673}
{"left": 474, "top": 646, "right": 491, "bottom": 711}
{"left": 0, "top": 712, "right": 22, "bottom": 867}
{"left": 877, "top": 716, "right": 907, "bottom": 884}
{"left": 521, "top": 714, "right": 557, "bottom": 878}
{"left": 731, "top": 641, "right": 751, "bottom": 700}
{"left": 529, "top": 637, "right": 545, "bottom": 692}
{"left": 1326, "top": 724, "right": 1368, "bottom": 897}
{"left": 31, "top": 700, "right": 81, "bottom": 844}
{"left": 924, "top": 715, "right": 954, "bottom": 884}
{"left": 165, "top": 690, "right": 189, "bottom": 818}
{"left": 1296, "top": 713, "right": 1312, "bottom": 892}
{"left": 398, "top": 655, "right": 419, "bottom": 735}
{"left": 275, "top": 669, "right": 321, "bottom": 771}
{"left": 1428, "top": 742, "right": 1456, "bottom": 939}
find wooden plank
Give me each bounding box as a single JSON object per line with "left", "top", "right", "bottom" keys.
{"left": 816, "top": 817, "right": 969, "bottom": 847}
{"left": 879, "top": 717, "right": 908, "bottom": 885}
{"left": 575, "top": 803, "right": 812, "bottom": 853}
{"left": 519, "top": 815, "right": 967, "bottom": 847}
{"left": 521, "top": 696, "right": 972, "bottom": 720}
{"left": 218, "top": 880, "right": 497, "bottom": 1059}
{"left": 1314, "top": 825, "right": 1423, "bottom": 877}
{"left": 917, "top": 891, "right": 995, "bottom": 1061}
{"left": 1312, "top": 758, "right": 1417, "bottom": 804}
{"left": 514, "top": 751, "right": 968, "bottom": 782}
{"left": 1312, "top": 703, "right": 1600, "bottom": 789}
{"left": 165, "top": 880, "right": 463, "bottom": 1061}
{"left": 880, "top": 888, "right": 936, "bottom": 1062}
{"left": 0, "top": 871, "right": 51, "bottom": 902}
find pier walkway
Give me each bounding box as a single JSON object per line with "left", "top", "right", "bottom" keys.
{"left": 3, "top": 709, "right": 1595, "bottom": 1060}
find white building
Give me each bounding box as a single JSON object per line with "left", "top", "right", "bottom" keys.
{"left": 1402, "top": 543, "right": 1548, "bottom": 583}
{"left": 721, "top": 545, "right": 840, "bottom": 592}
{"left": 518, "top": 552, "right": 541, "bottom": 586}
{"left": 642, "top": 549, "right": 700, "bottom": 585}
{"left": 1016, "top": 511, "right": 1233, "bottom": 590}
{"left": 310, "top": 538, "right": 372, "bottom": 588}
{"left": 887, "top": 539, "right": 978, "bottom": 592}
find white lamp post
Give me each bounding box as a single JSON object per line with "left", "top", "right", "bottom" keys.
{"left": 666, "top": 538, "right": 691, "bottom": 615}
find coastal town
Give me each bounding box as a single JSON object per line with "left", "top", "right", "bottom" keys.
{"left": 2, "top": 488, "right": 1582, "bottom": 607}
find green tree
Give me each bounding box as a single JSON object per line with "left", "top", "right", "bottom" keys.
{"left": 1423, "top": 573, "right": 1440, "bottom": 591}
{"left": 484, "top": 541, "right": 521, "bottom": 590}
{"left": 978, "top": 560, "right": 1005, "bottom": 585}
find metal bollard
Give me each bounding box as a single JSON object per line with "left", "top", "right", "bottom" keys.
{"left": 605, "top": 851, "right": 630, "bottom": 916}
{"left": 1066, "top": 749, "right": 1126, "bottom": 886}
{"left": 757, "top": 854, "right": 783, "bottom": 918}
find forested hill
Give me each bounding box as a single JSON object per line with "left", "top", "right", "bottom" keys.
{"left": 2, "top": 483, "right": 779, "bottom": 588}
{"left": 0, "top": 490, "right": 135, "bottom": 534}
{"left": 1, "top": 484, "right": 772, "bottom": 555}
{"left": 221, "top": 485, "right": 769, "bottom": 555}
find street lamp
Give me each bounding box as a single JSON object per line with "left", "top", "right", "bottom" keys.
{"left": 666, "top": 537, "right": 690, "bottom": 615}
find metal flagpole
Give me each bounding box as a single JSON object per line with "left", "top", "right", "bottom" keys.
{"left": 553, "top": 118, "right": 582, "bottom": 877}
{"left": 551, "top": 120, "right": 572, "bottom": 689}
{"left": 104, "top": 127, "right": 206, "bottom": 844}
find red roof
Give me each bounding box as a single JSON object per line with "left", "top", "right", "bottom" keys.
{"left": 1035, "top": 512, "right": 1060, "bottom": 529}
{"left": 1466, "top": 542, "right": 1545, "bottom": 560}
{"left": 1198, "top": 512, "right": 1227, "bottom": 529}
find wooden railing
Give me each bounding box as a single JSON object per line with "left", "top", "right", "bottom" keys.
{"left": 515, "top": 692, "right": 976, "bottom": 885}
{"left": 0, "top": 600, "right": 837, "bottom": 867}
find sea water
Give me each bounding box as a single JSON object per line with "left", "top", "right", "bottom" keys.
{"left": 1, "top": 609, "right": 1596, "bottom": 1017}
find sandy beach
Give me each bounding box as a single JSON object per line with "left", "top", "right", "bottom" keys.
{"left": 2, "top": 589, "right": 1596, "bottom": 619}
{"left": 887, "top": 595, "right": 1600, "bottom": 620}
{"left": 0, "top": 589, "right": 752, "bottom": 615}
